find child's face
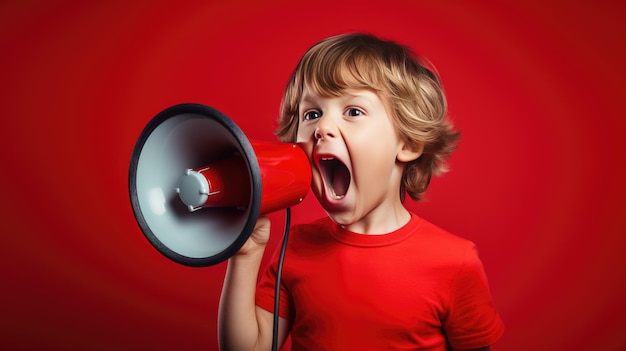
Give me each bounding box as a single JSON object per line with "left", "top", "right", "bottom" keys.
{"left": 296, "top": 86, "right": 416, "bottom": 233}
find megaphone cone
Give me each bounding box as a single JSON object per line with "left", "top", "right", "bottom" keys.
{"left": 129, "top": 103, "right": 311, "bottom": 267}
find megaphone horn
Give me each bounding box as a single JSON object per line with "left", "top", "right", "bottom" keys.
{"left": 128, "top": 103, "right": 311, "bottom": 267}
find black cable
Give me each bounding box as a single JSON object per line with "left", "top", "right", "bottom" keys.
{"left": 271, "top": 207, "right": 291, "bottom": 351}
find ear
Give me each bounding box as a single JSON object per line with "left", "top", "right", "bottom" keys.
{"left": 397, "top": 141, "right": 423, "bottom": 163}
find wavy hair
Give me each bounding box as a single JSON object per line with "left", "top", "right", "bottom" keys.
{"left": 276, "top": 33, "right": 460, "bottom": 201}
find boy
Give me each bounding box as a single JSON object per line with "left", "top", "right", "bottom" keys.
{"left": 218, "top": 33, "right": 504, "bottom": 351}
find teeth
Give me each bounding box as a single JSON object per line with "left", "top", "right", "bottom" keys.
{"left": 318, "top": 155, "right": 349, "bottom": 200}
{"left": 327, "top": 186, "right": 345, "bottom": 200}
{"left": 330, "top": 190, "right": 345, "bottom": 200}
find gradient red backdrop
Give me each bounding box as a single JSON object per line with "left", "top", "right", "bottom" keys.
{"left": 1, "top": 1, "right": 625, "bottom": 350}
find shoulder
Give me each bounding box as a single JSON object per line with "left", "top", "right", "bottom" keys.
{"left": 411, "top": 216, "right": 478, "bottom": 262}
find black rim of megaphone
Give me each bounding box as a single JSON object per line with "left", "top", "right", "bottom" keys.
{"left": 128, "top": 103, "right": 262, "bottom": 267}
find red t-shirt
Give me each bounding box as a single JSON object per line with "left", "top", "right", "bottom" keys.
{"left": 256, "top": 213, "right": 504, "bottom": 350}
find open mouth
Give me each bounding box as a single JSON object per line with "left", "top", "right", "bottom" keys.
{"left": 319, "top": 157, "right": 351, "bottom": 199}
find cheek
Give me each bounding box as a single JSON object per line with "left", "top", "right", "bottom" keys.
{"left": 296, "top": 127, "right": 319, "bottom": 159}
{"left": 349, "top": 128, "right": 400, "bottom": 177}
{"left": 296, "top": 127, "right": 316, "bottom": 163}
{"left": 295, "top": 123, "right": 312, "bottom": 144}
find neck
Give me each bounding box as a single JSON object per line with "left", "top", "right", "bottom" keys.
{"left": 343, "top": 202, "right": 411, "bottom": 235}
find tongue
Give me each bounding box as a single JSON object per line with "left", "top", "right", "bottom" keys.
{"left": 332, "top": 163, "right": 350, "bottom": 197}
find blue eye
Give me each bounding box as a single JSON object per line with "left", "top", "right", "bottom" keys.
{"left": 304, "top": 111, "right": 321, "bottom": 121}
{"left": 346, "top": 108, "right": 363, "bottom": 117}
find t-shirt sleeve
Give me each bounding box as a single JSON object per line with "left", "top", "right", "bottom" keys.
{"left": 444, "top": 244, "right": 504, "bottom": 350}
{"left": 255, "top": 246, "right": 294, "bottom": 320}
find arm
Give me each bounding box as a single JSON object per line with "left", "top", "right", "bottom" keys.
{"left": 442, "top": 242, "right": 503, "bottom": 351}
{"left": 447, "top": 245, "right": 502, "bottom": 351}
{"left": 218, "top": 217, "right": 289, "bottom": 351}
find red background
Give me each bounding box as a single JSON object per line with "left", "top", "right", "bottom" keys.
{"left": 1, "top": 1, "right": 625, "bottom": 350}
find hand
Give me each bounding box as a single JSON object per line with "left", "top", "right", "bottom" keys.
{"left": 236, "top": 216, "right": 271, "bottom": 257}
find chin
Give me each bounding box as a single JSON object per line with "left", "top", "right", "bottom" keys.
{"left": 324, "top": 210, "right": 359, "bottom": 228}
{"left": 313, "top": 186, "right": 360, "bottom": 226}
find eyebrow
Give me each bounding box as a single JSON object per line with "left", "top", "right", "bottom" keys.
{"left": 298, "top": 89, "right": 378, "bottom": 113}
{"left": 301, "top": 89, "right": 371, "bottom": 101}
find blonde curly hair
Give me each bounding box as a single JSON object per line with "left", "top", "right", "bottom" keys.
{"left": 276, "top": 33, "right": 460, "bottom": 201}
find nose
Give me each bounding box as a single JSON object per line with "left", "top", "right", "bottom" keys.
{"left": 314, "top": 115, "right": 337, "bottom": 141}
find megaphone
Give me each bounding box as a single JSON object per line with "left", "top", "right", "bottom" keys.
{"left": 128, "top": 103, "right": 311, "bottom": 267}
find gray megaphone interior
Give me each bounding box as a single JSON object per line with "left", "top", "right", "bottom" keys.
{"left": 131, "top": 107, "right": 259, "bottom": 266}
